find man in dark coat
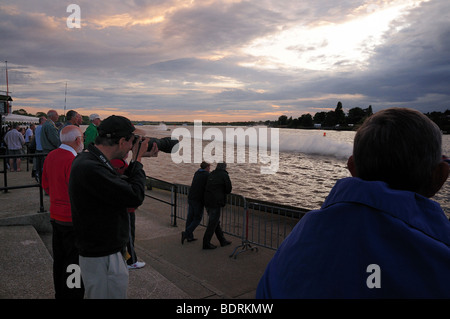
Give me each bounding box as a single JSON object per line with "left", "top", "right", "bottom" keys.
{"left": 182, "top": 161, "right": 211, "bottom": 244}
{"left": 202, "top": 162, "right": 232, "bottom": 249}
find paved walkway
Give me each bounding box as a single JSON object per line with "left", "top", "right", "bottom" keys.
{"left": 0, "top": 168, "right": 275, "bottom": 299}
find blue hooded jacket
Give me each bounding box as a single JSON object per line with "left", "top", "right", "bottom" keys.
{"left": 256, "top": 177, "right": 450, "bottom": 298}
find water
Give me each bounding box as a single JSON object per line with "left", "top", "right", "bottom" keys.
{"left": 139, "top": 124, "right": 450, "bottom": 214}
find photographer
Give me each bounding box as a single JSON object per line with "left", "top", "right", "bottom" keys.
{"left": 69, "top": 115, "right": 157, "bottom": 299}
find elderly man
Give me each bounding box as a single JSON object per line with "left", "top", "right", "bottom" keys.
{"left": 69, "top": 115, "right": 158, "bottom": 299}
{"left": 257, "top": 108, "right": 450, "bottom": 299}
{"left": 41, "top": 109, "right": 61, "bottom": 153}
{"left": 42, "top": 125, "right": 85, "bottom": 299}
{"left": 83, "top": 113, "right": 101, "bottom": 149}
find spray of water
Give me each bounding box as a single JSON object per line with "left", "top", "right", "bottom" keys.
{"left": 279, "top": 133, "right": 353, "bottom": 159}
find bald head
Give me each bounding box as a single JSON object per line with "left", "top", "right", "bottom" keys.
{"left": 60, "top": 125, "right": 84, "bottom": 153}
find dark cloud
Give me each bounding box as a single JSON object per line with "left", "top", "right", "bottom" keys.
{"left": 0, "top": 0, "right": 449, "bottom": 120}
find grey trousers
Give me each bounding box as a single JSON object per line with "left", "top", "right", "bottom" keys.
{"left": 79, "top": 251, "right": 129, "bottom": 299}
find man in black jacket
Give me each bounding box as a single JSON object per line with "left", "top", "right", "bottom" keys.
{"left": 182, "top": 161, "right": 210, "bottom": 244}
{"left": 203, "top": 162, "right": 232, "bottom": 249}
{"left": 69, "top": 115, "right": 157, "bottom": 299}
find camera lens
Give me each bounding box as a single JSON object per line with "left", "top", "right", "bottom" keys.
{"left": 147, "top": 137, "right": 179, "bottom": 153}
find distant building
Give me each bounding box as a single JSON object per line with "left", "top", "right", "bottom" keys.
{"left": 0, "top": 95, "right": 13, "bottom": 115}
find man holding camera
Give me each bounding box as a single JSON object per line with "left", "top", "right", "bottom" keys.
{"left": 69, "top": 115, "right": 157, "bottom": 299}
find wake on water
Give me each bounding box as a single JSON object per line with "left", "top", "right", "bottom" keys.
{"left": 160, "top": 123, "right": 354, "bottom": 160}
{"left": 279, "top": 133, "right": 353, "bottom": 159}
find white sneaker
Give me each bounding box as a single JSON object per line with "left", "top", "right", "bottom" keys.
{"left": 127, "top": 261, "right": 146, "bottom": 270}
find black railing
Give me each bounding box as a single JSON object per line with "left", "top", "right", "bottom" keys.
{"left": 0, "top": 152, "right": 48, "bottom": 213}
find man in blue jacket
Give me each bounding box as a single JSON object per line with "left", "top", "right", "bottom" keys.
{"left": 256, "top": 108, "right": 450, "bottom": 298}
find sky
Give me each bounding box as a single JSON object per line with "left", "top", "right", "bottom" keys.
{"left": 0, "top": 0, "right": 449, "bottom": 122}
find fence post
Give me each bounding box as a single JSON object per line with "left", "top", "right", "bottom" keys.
{"left": 171, "top": 184, "right": 177, "bottom": 227}
{"left": 38, "top": 181, "right": 46, "bottom": 213}
{"left": 2, "top": 157, "right": 8, "bottom": 193}
{"left": 229, "top": 197, "right": 258, "bottom": 259}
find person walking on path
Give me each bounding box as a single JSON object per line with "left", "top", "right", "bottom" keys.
{"left": 42, "top": 125, "right": 85, "bottom": 299}
{"left": 69, "top": 115, "right": 157, "bottom": 299}
{"left": 182, "top": 161, "right": 210, "bottom": 244}
{"left": 202, "top": 162, "right": 232, "bottom": 250}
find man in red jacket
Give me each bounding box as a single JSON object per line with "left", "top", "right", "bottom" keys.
{"left": 42, "top": 125, "right": 84, "bottom": 299}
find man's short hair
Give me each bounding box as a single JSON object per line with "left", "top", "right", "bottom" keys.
{"left": 353, "top": 108, "right": 442, "bottom": 194}
{"left": 200, "top": 161, "right": 210, "bottom": 169}
{"left": 66, "top": 110, "right": 78, "bottom": 121}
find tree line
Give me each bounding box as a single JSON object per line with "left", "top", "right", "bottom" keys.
{"left": 276, "top": 102, "right": 373, "bottom": 129}
{"left": 274, "top": 102, "right": 450, "bottom": 133}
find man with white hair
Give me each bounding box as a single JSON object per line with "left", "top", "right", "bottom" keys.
{"left": 84, "top": 113, "right": 101, "bottom": 149}
{"left": 42, "top": 125, "right": 85, "bottom": 299}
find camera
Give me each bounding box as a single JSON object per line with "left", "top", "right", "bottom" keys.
{"left": 134, "top": 136, "right": 179, "bottom": 153}
{"left": 148, "top": 137, "right": 179, "bottom": 153}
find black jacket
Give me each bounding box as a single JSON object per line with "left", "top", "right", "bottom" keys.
{"left": 204, "top": 167, "right": 232, "bottom": 208}
{"left": 69, "top": 144, "right": 146, "bottom": 257}
{"left": 188, "top": 169, "right": 210, "bottom": 204}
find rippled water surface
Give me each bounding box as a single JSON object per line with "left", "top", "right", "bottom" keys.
{"left": 140, "top": 125, "right": 450, "bottom": 214}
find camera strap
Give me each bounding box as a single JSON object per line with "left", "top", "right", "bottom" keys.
{"left": 132, "top": 139, "right": 143, "bottom": 163}
{"left": 87, "top": 143, "right": 117, "bottom": 175}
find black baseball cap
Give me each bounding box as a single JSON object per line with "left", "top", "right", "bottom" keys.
{"left": 97, "top": 115, "right": 135, "bottom": 138}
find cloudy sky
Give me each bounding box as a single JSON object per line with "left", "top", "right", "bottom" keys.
{"left": 0, "top": 0, "right": 449, "bottom": 122}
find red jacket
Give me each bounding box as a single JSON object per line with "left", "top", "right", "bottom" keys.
{"left": 42, "top": 146, "right": 76, "bottom": 223}
{"left": 110, "top": 158, "right": 136, "bottom": 213}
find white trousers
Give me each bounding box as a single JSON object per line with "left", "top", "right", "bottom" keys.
{"left": 79, "top": 251, "right": 129, "bottom": 299}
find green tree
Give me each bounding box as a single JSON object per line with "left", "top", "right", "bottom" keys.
{"left": 347, "top": 107, "right": 366, "bottom": 124}
{"left": 299, "top": 113, "right": 313, "bottom": 127}
{"left": 313, "top": 111, "right": 327, "bottom": 124}
{"left": 278, "top": 115, "right": 288, "bottom": 126}
{"left": 334, "top": 101, "right": 346, "bottom": 125}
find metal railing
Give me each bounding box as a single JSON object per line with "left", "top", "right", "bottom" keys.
{"left": 0, "top": 152, "right": 47, "bottom": 213}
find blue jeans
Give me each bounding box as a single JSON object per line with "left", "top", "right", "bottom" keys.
{"left": 185, "top": 200, "right": 204, "bottom": 240}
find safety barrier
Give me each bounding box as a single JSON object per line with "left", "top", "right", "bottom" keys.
{"left": 0, "top": 153, "right": 47, "bottom": 213}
